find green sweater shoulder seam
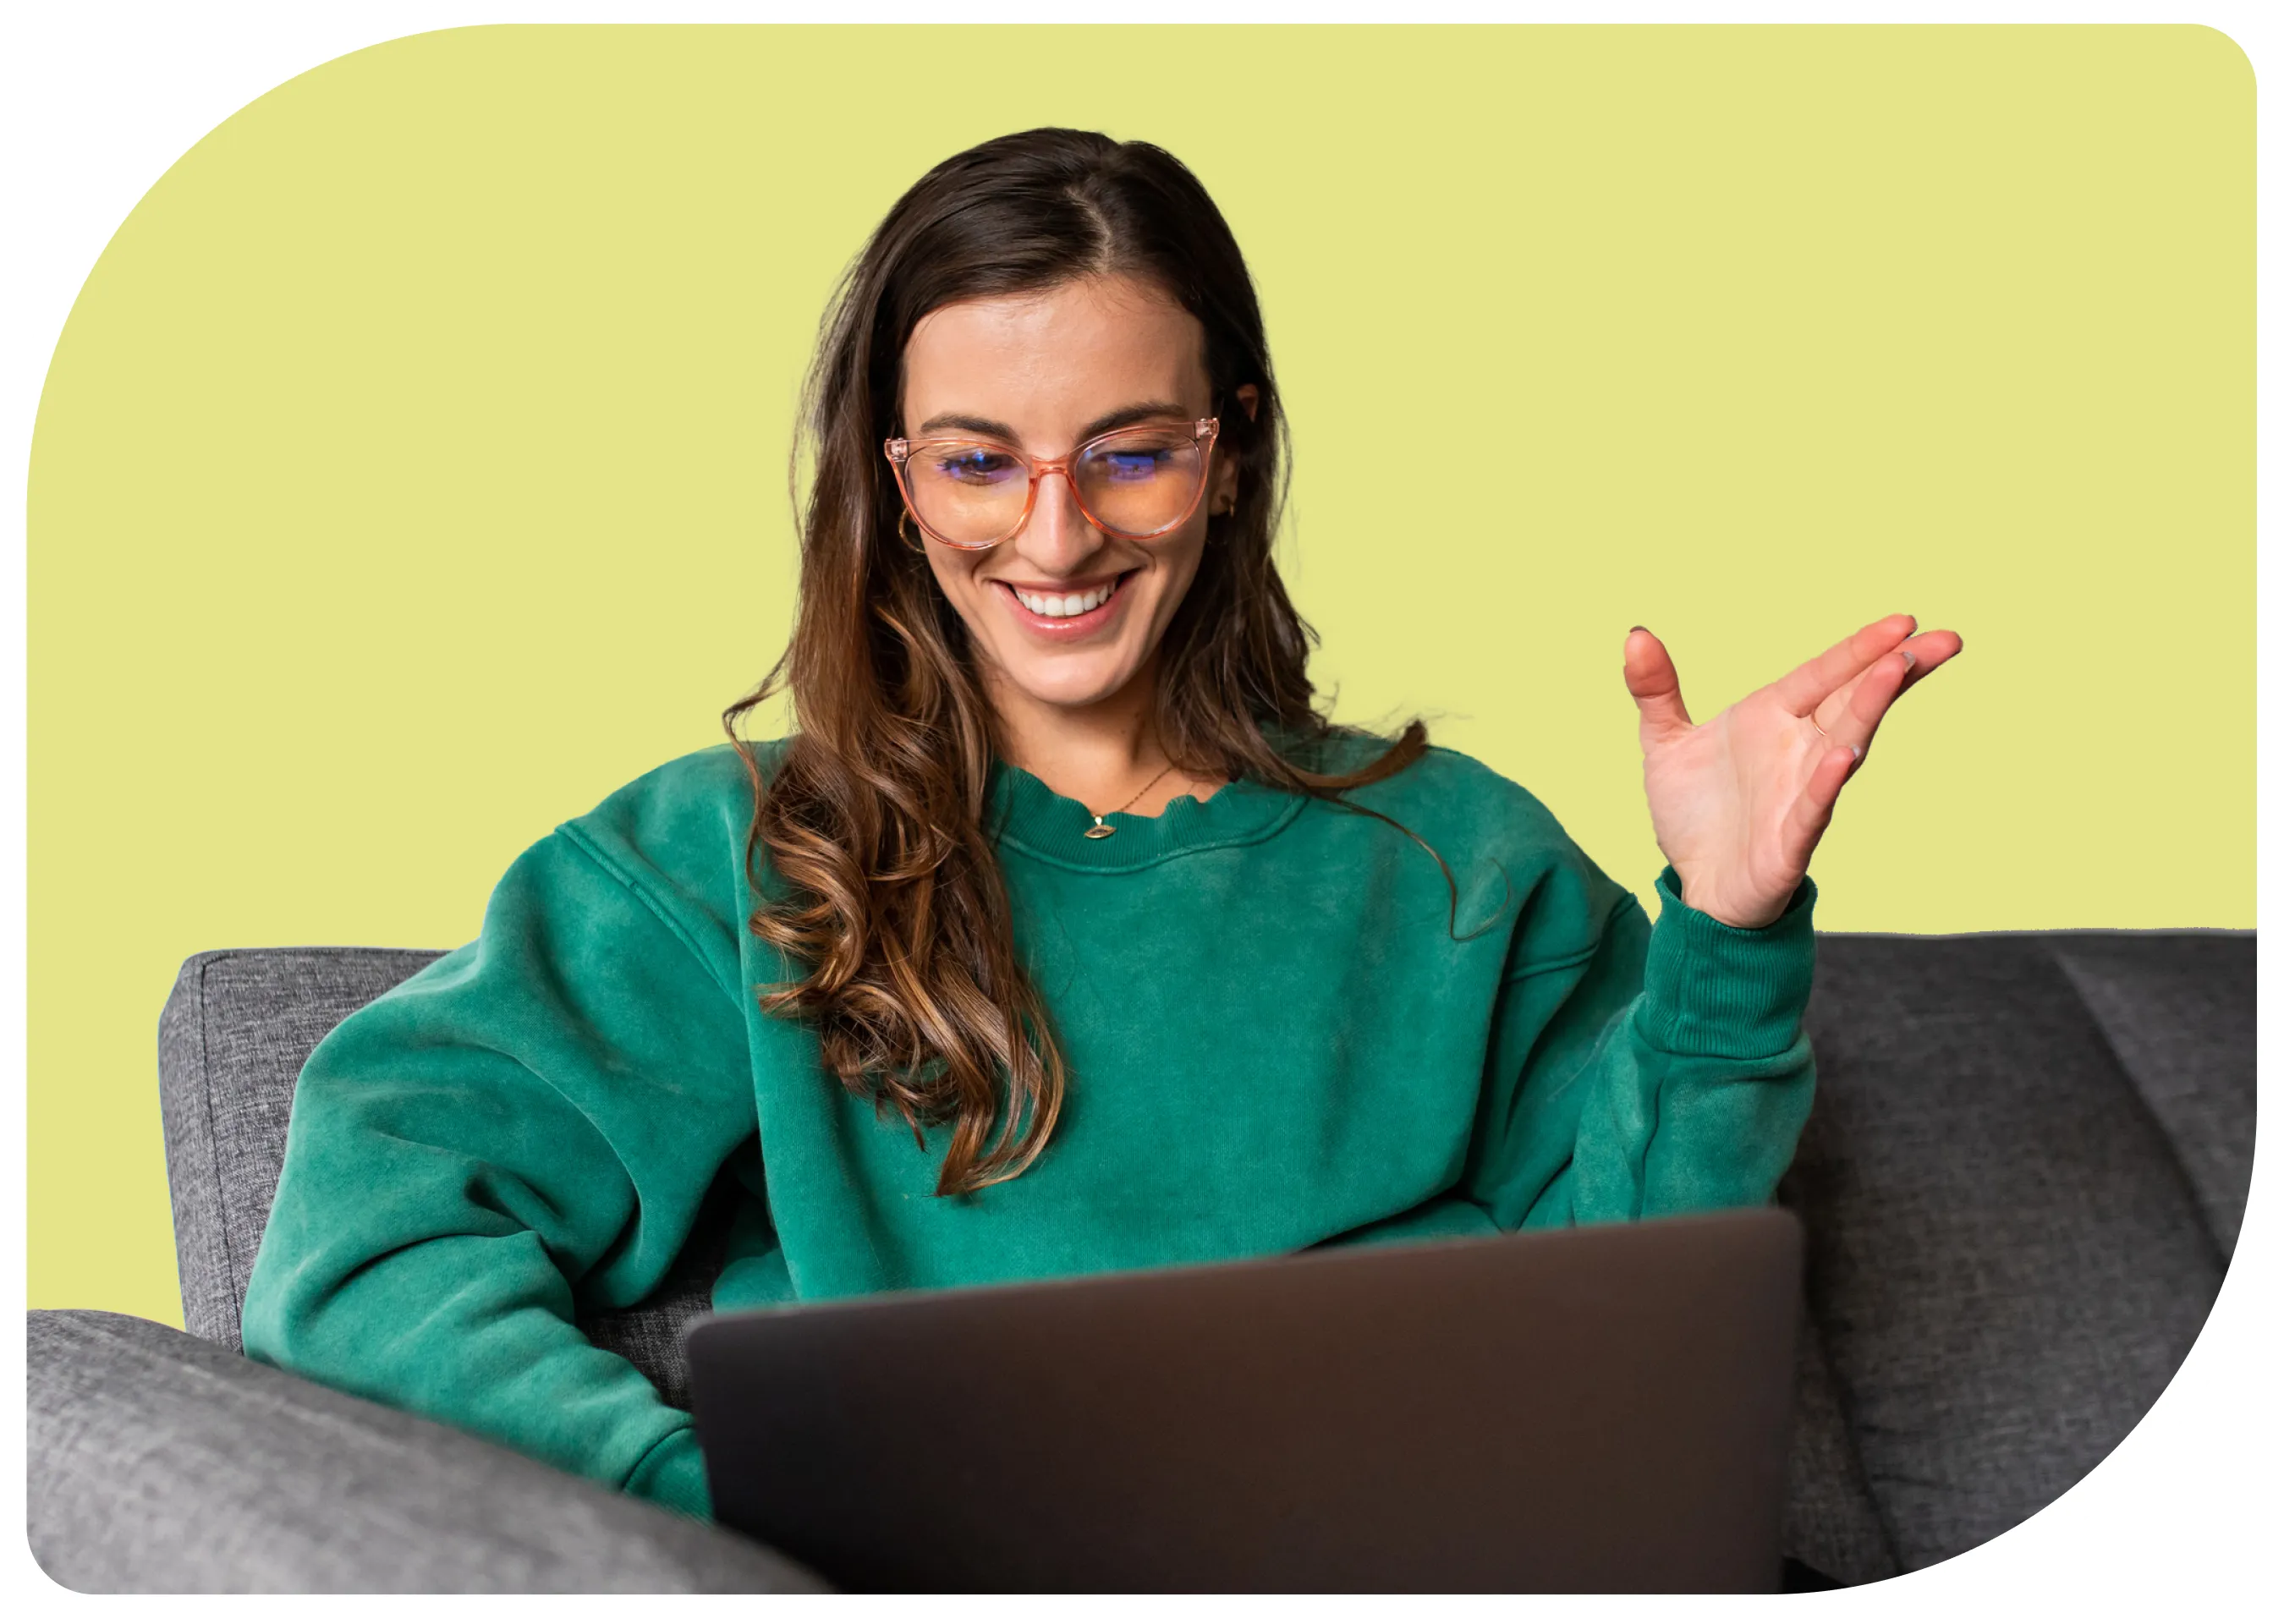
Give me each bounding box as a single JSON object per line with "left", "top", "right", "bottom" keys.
{"left": 554, "top": 821, "right": 745, "bottom": 1007}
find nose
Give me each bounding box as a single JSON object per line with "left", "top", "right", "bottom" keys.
{"left": 1008, "top": 464, "right": 1106, "bottom": 573}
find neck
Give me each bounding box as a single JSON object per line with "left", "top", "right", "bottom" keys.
{"left": 985, "top": 656, "right": 1167, "bottom": 809}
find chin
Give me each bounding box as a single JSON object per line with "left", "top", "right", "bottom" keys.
{"left": 992, "top": 647, "right": 1147, "bottom": 711}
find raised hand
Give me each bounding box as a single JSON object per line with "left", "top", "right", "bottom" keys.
{"left": 1622, "top": 614, "right": 1963, "bottom": 930}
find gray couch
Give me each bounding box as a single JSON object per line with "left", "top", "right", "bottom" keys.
{"left": 28, "top": 929, "right": 2253, "bottom": 1591}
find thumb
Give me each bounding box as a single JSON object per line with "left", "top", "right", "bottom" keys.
{"left": 1623, "top": 625, "right": 1694, "bottom": 743}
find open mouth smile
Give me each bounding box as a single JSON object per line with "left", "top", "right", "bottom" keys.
{"left": 993, "top": 570, "right": 1138, "bottom": 637}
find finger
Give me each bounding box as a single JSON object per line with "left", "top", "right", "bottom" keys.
{"left": 1809, "top": 628, "right": 1965, "bottom": 734}
{"left": 1778, "top": 743, "right": 1860, "bottom": 874}
{"left": 1892, "top": 628, "right": 1964, "bottom": 698}
{"left": 1826, "top": 622, "right": 1971, "bottom": 755}
{"left": 1820, "top": 646, "right": 1917, "bottom": 758}
{"left": 1622, "top": 626, "right": 1694, "bottom": 743}
{"left": 1771, "top": 613, "right": 1917, "bottom": 717}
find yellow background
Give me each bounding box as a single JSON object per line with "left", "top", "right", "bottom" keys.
{"left": 30, "top": 25, "right": 2254, "bottom": 1325}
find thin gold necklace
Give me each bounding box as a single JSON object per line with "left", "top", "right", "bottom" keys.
{"left": 1084, "top": 759, "right": 1180, "bottom": 840}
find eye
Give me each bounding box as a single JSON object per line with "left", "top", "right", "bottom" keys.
{"left": 1098, "top": 448, "right": 1173, "bottom": 481}
{"left": 929, "top": 447, "right": 1020, "bottom": 484}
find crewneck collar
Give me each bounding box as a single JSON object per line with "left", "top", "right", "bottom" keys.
{"left": 986, "top": 758, "right": 1305, "bottom": 873}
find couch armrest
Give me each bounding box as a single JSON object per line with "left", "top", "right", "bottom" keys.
{"left": 28, "top": 1310, "right": 828, "bottom": 1594}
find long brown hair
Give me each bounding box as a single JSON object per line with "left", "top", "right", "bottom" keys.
{"left": 725, "top": 129, "right": 1430, "bottom": 1196}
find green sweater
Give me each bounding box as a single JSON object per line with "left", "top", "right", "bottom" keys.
{"left": 240, "top": 736, "right": 1818, "bottom": 1523}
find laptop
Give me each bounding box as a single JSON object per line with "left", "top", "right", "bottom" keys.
{"left": 686, "top": 1206, "right": 1801, "bottom": 1593}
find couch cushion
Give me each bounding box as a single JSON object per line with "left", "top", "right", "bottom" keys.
{"left": 158, "top": 948, "right": 443, "bottom": 1350}
{"left": 1789, "top": 933, "right": 2236, "bottom": 1572}
{"left": 1776, "top": 1307, "right": 1900, "bottom": 1586}
{"left": 2049, "top": 934, "right": 2256, "bottom": 1259}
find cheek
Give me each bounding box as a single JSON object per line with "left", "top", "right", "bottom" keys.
{"left": 924, "top": 549, "right": 987, "bottom": 605}
{"left": 919, "top": 551, "right": 1007, "bottom": 647}
{"left": 1147, "top": 524, "right": 1211, "bottom": 614}
{"left": 1160, "top": 518, "right": 1215, "bottom": 589}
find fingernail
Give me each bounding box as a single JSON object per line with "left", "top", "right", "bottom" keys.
{"left": 1851, "top": 744, "right": 1864, "bottom": 761}
{"left": 1900, "top": 651, "right": 1917, "bottom": 671}
{"left": 1628, "top": 624, "right": 1648, "bottom": 634}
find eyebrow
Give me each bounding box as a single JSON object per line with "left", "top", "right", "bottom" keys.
{"left": 914, "top": 399, "right": 1194, "bottom": 445}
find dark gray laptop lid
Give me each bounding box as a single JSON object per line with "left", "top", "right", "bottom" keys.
{"left": 688, "top": 1206, "right": 1801, "bottom": 1593}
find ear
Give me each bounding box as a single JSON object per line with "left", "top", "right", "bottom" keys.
{"left": 1210, "top": 385, "right": 1261, "bottom": 515}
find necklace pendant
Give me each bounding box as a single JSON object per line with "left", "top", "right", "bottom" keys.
{"left": 1084, "top": 819, "right": 1117, "bottom": 840}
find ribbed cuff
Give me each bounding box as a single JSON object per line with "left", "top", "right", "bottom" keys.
{"left": 1637, "top": 865, "right": 1817, "bottom": 1058}
{"left": 624, "top": 1425, "right": 713, "bottom": 1522}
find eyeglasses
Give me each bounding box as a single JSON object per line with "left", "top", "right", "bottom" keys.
{"left": 884, "top": 417, "right": 1221, "bottom": 551}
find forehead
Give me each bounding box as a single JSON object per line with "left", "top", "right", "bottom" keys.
{"left": 901, "top": 275, "right": 1208, "bottom": 434}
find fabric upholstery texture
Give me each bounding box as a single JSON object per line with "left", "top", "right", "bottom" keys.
{"left": 27, "top": 1309, "right": 827, "bottom": 1594}
{"left": 2049, "top": 935, "right": 2255, "bottom": 1259}
{"left": 1776, "top": 1308, "right": 1899, "bottom": 1585}
{"left": 159, "top": 949, "right": 444, "bottom": 1350}
{"left": 1783, "top": 930, "right": 2242, "bottom": 1576}
{"left": 145, "top": 929, "right": 2254, "bottom": 1589}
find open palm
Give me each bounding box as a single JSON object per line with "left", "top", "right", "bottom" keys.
{"left": 1625, "top": 614, "right": 1964, "bottom": 929}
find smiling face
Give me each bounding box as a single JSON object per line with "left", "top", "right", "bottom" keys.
{"left": 897, "top": 274, "right": 1249, "bottom": 719}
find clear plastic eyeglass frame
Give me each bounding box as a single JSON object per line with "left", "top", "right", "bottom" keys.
{"left": 882, "top": 417, "right": 1222, "bottom": 551}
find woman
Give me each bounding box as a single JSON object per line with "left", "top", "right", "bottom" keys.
{"left": 242, "top": 128, "right": 1960, "bottom": 1524}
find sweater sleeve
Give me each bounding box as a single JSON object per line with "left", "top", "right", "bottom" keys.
{"left": 239, "top": 816, "right": 760, "bottom": 1522}
{"left": 1464, "top": 859, "right": 1818, "bottom": 1228}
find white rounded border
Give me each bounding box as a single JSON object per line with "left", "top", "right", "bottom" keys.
{"left": 4, "top": 3, "right": 2265, "bottom": 1624}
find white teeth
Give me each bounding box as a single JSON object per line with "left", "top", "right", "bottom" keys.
{"left": 1013, "top": 582, "right": 1114, "bottom": 618}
